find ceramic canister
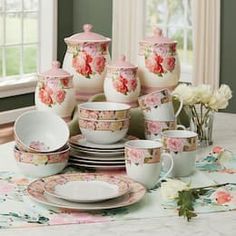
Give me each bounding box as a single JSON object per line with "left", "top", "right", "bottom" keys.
{"left": 138, "top": 27, "right": 180, "bottom": 94}
{"left": 63, "top": 24, "right": 111, "bottom": 101}
{"left": 35, "top": 61, "right": 76, "bottom": 119}
{"left": 104, "top": 55, "right": 141, "bottom": 107}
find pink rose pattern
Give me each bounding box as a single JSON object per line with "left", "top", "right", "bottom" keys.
{"left": 145, "top": 120, "right": 169, "bottom": 136}
{"left": 29, "top": 141, "right": 50, "bottom": 151}
{"left": 112, "top": 69, "right": 138, "bottom": 95}
{"left": 72, "top": 42, "right": 108, "bottom": 78}
{"left": 144, "top": 43, "right": 177, "bottom": 76}
{"left": 166, "top": 138, "right": 185, "bottom": 153}
{"left": 215, "top": 191, "right": 232, "bottom": 205}
{"left": 38, "top": 77, "right": 72, "bottom": 107}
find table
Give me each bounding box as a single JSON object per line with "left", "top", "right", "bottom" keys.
{"left": 1, "top": 112, "right": 236, "bottom": 236}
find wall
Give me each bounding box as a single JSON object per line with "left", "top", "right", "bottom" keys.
{"left": 220, "top": 0, "right": 236, "bottom": 113}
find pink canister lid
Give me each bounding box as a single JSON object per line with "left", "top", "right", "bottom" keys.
{"left": 64, "top": 24, "right": 111, "bottom": 44}
{"left": 141, "top": 27, "right": 175, "bottom": 44}
{"left": 40, "top": 61, "right": 72, "bottom": 78}
{"left": 107, "top": 55, "right": 137, "bottom": 69}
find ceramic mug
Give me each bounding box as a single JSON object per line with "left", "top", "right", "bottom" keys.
{"left": 144, "top": 120, "right": 186, "bottom": 140}
{"left": 125, "top": 140, "right": 173, "bottom": 189}
{"left": 138, "top": 89, "right": 183, "bottom": 121}
{"left": 161, "top": 130, "right": 198, "bottom": 177}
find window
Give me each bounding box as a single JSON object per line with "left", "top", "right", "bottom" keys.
{"left": 146, "top": 0, "right": 193, "bottom": 82}
{"left": 0, "top": 0, "right": 57, "bottom": 98}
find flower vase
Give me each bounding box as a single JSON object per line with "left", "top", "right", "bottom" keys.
{"left": 190, "top": 108, "right": 214, "bottom": 147}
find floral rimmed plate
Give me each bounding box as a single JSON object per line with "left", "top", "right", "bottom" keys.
{"left": 69, "top": 134, "right": 137, "bottom": 150}
{"left": 69, "top": 157, "right": 125, "bottom": 165}
{"left": 27, "top": 174, "right": 146, "bottom": 210}
{"left": 68, "top": 163, "right": 125, "bottom": 170}
{"left": 44, "top": 173, "right": 129, "bottom": 203}
{"left": 69, "top": 152, "right": 125, "bottom": 161}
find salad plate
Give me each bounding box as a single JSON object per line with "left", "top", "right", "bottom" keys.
{"left": 44, "top": 173, "right": 129, "bottom": 202}
{"left": 68, "top": 162, "right": 125, "bottom": 170}
{"left": 27, "top": 174, "right": 146, "bottom": 210}
{"left": 69, "top": 153, "right": 124, "bottom": 161}
{"left": 69, "top": 157, "right": 125, "bottom": 165}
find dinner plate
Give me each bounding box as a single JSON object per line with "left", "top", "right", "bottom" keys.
{"left": 69, "top": 157, "right": 125, "bottom": 165}
{"left": 69, "top": 134, "right": 137, "bottom": 150}
{"left": 70, "top": 144, "right": 124, "bottom": 153}
{"left": 68, "top": 163, "right": 125, "bottom": 170}
{"left": 70, "top": 148, "right": 124, "bottom": 157}
{"left": 69, "top": 153, "right": 125, "bottom": 161}
{"left": 44, "top": 173, "right": 129, "bottom": 203}
{"left": 27, "top": 174, "right": 146, "bottom": 210}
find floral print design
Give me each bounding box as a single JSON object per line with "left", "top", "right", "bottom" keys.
{"left": 38, "top": 77, "right": 73, "bottom": 107}
{"left": 145, "top": 121, "right": 175, "bottom": 136}
{"left": 71, "top": 42, "right": 108, "bottom": 78}
{"left": 125, "top": 148, "right": 161, "bottom": 166}
{"left": 111, "top": 68, "right": 138, "bottom": 95}
{"left": 140, "top": 42, "right": 177, "bottom": 77}
{"left": 166, "top": 138, "right": 185, "bottom": 153}
{"left": 29, "top": 141, "right": 50, "bottom": 151}
{"left": 79, "top": 119, "right": 129, "bottom": 131}
{"left": 79, "top": 109, "right": 130, "bottom": 120}
{"left": 138, "top": 89, "right": 171, "bottom": 111}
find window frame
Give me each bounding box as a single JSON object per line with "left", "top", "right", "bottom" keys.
{"left": 0, "top": 0, "right": 58, "bottom": 98}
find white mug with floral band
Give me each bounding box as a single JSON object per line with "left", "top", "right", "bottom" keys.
{"left": 161, "top": 130, "right": 198, "bottom": 177}
{"left": 144, "top": 120, "right": 186, "bottom": 140}
{"left": 138, "top": 89, "right": 183, "bottom": 121}
{"left": 125, "top": 140, "right": 173, "bottom": 189}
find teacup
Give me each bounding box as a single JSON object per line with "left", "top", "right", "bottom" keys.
{"left": 138, "top": 89, "right": 183, "bottom": 121}
{"left": 161, "top": 130, "right": 198, "bottom": 177}
{"left": 125, "top": 140, "right": 173, "bottom": 189}
{"left": 144, "top": 119, "right": 186, "bottom": 140}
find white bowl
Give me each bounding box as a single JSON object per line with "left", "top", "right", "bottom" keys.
{"left": 79, "top": 102, "right": 131, "bottom": 120}
{"left": 78, "top": 118, "right": 129, "bottom": 144}
{"left": 14, "top": 111, "right": 70, "bottom": 153}
{"left": 14, "top": 144, "right": 70, "bottom": 178}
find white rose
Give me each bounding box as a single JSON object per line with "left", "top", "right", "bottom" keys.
{"left": 173, "top": 84, "right": 197, "bottom": 106}
{"left": 161, "top": 179, "right": 188, "bottom": 201}
{"left": 218, "top": 84, "right": 232, "bottom": 100}
{"left": 195, "top": 84, "right": 213, "bottom": 104}
{"left": 208, "top": 91, "right": 229, "bottom": 111}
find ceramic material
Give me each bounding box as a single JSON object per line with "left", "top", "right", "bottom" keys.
{"left": 69, "top": 134, "right": 137, "bottom": 149}
{"left": 69, "top": 153, "right": 125, "bottom": 161}
{"left": 14, "top": 111, "right": 70, "bottom": 153}
{"left": 63, "top": 24, "right": 111, "bottom": 101}
{"left": 68, "top": 162, "right": 125, "bottom": 170}
{"left": 138, "top": 89, "right": 183, "bottom": 121}
{"left": 137, "top": 27, "right": 180, "bottom": 94}
{"left": 104, "top": 55, "right": 141, "bottom": 107}
{"left": 125, "top": 140, "right": 173, "bottom": 189}
{"left": 78, "top": 118, "right": 129, "bottom": 144}
{"left": 161, "top": 130, "right": 198, "bottom": 177}
{"left": 79, "top": 102, "right": 131, "bottom": 120}
{"left": 44, "top": 174, "right": 129, "bottom": 203}
{"left": 27, "top": 175, "right": 146, "bottom": 210}
{"left": 35, "top": 61, "right": 76, "bottom": 119}
{"left": 14, "top": 145, "right": 70, "bottom": 178}
{"left": 69, "top": 157, "right": 125, "bottom": 164}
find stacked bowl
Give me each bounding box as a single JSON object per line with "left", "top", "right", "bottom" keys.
{"left": 13, "top": 111, "right": 70, "bottom": 178}
{"left": 78, "top": 102, "right": 131, "bottom": 144}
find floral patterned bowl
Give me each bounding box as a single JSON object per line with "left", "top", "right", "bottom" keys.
{"left": 14, "top": 111, "right": 70, "bottom": 153}
{"left": 14, "top": 144, "right": 70, "bottom": 178}
{"left": 79, "top": 102, "right": 131, "bottom": 120}
{"left": 78, "top": 117, "right": 130, "bottom": 144}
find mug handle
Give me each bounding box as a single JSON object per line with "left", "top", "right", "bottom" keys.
{"left": 172, "top": 93, "right": 183, "bottom": 118}
{"left": 176, "top": 124, "right": 186, "bottom": 130}
{"left": 159, "top": 152, "right": 174, "bottom": 182}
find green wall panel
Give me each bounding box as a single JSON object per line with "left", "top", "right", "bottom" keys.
{"left": 220, "top": 0, "right": 236, "bottom": 113}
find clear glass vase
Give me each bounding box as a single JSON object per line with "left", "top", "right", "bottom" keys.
{"left": 189, "top": 106, "right": 214, "bottom": 147}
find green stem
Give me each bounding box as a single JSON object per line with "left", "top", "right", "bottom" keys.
{"left": 189, "top": 182, "right": 234, "bottom": 192}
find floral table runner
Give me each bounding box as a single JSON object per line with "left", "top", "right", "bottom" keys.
{"left": 1, "top": 148, "right": 236, "bottom": 229}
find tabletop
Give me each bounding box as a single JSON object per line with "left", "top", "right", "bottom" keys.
{"left": 1, "top": 112, "right": 236, "bottom": 236}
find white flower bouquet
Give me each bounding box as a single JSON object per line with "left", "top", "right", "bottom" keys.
{"left": 173, "top": 84, "right": 232, "bottom": 145}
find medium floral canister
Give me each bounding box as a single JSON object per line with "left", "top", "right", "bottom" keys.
{"left": 63, "top": 24, "right": 111, "bottom": 101}
{"left": 35, "top": 61, "right": 76, "bottom": 119}
{"left": 104, "top": 55, "right": 141, "bottom": 107}
{"left": 138, "top": 27, "right": 180, "bottom": 94}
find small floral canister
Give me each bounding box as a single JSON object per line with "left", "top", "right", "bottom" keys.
{"left": 104, "top": 55, "right": 141, "bottom": 107}
{"left": 63, "top": 24, "right": 111, "bottom": 101}
{"left": 35, "top": 61, "right": 76, "bottom": 119}
{"left": 138, "top": 27, "right": 180, "bottom": 94}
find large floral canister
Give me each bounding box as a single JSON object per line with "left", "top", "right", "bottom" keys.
{"left": 35, "top": 61, "right": 76, "bottom": 119}
{"left": 63, "top": 24, "right": 111, "bottom": 101}
{"left": 104, "top": 55, "right": 141, "bottom": 107}
{"left": 138, "top": 27, "right": 180, "bottom": 94}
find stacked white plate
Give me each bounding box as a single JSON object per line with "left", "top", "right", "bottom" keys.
{"left": 69, "top": 134, "right": 137, "bottom": 170}
{"left": 27, "top": 173, "right": 146, "bottom": 211}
